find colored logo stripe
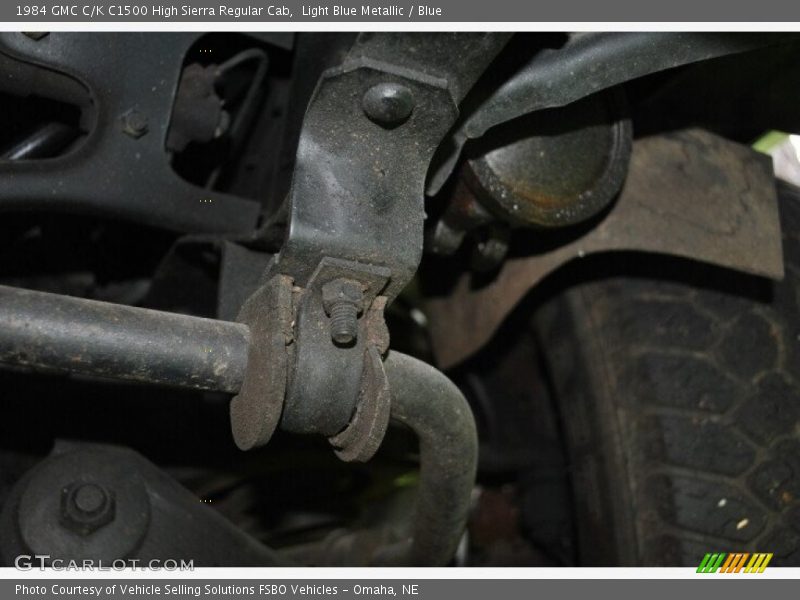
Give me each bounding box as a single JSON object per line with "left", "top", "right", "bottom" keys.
{"left": 697, "top": 552, "right": 773, "bottom": 573}
{"left": 697, "top": 553, "right": 726, "bottom": 573}
{"left": 720, "top": 553, "right": 749, "bottom": 573}
{"left": 745, "top": 553, "right": 773, "bottom": 573}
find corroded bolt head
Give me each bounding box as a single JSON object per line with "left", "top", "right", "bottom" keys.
{"left": 362, "top": 83, "right": 415, "bottom": 127}
{"left": 120, "top": 109, "right": 149, "bottom": 139}
{"left": 60, "top": 482, "right": 116, "bottom": 536}
{"left": 322, "top": 279, "right": 364, "bottom": 346}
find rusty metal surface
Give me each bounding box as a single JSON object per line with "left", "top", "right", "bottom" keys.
{"left": 466, "top": 90, "right": 632, "bottom": 228}
{"left": 426, "top": 129, "right": 784, "bottom": 368}
{"left": 230, "top": 274, "right": 294, "bottom": 451}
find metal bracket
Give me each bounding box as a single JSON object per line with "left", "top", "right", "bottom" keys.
{"left": 276, "top": 33, "right": 511, "bottom": 298}
{"left": 281, "top": 258, "right": 390, "bottom": 439}
{"left": 259, "top": 34, "right": 508, "bottom": 459}
{"left": 275, "top": 60, "right": 458, "bottom": 299}
{"left": 271, "top": 59, "right": 459, "bottom": 458}
{"left": 230, "top": 34, "right": 509, "bottom": 459}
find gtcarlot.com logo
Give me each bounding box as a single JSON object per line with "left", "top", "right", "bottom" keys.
{"left": 14, "top": 555, "right": 194, "bottom": 571}
{"left": 697, "top": 553, "right": 773, "bottom": 573}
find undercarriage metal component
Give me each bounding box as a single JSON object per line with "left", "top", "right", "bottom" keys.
{"left": 280, "top": 352, "right": 478, "bottom": 566}
{"left": 379, "top": 352, "right": 478, "bottom": 566}
{"left": 0, "top": 443, "right": 284, "bottom": 566}
{"left": 464, "top": 91, "right": 632, "bottom": 228}
{"left": 279, "top": 258, "right": 391, "bottom": 440}
{"left": 429, "top": 90, "right": 632, "bottom": 256}
{"left": 230, "top": 273, "right": 293, "bottom": 451}
{"left": 276, "top": 33, "right": 510, "bottom": 297}
{"left": 0, "top": 284, "right": 250, "bottom": 393}
{"left": 428, "top": 32, "right": 797, "bottom": 195}
{"left": 328, "top": 344, "right": 391, "bottom": 463}
{"left": 166, "top": 62, "right": 227, "bottom": 153}
{"left": 0, "top": 286, "right": 477, "bottom": 565}
{"left": 464, "top": 33, "right": 789, "bottom": 141}
{"left": 1, "top": 122, "right": 78, "bottom": 160}
{"left": 0, "top": 33, "right": 259, "bottom": 234}
{"left": 255, "top": 33, "right": 510, "bottom": 460}
{"left": 0, "top": 29, "right": 509, "bottom": 458}
{"left": 426, "top": 129, "right": 785, "bottom": 368}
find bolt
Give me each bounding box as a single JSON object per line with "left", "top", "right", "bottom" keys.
{"left": 60, "top": 482, "right": 115, "bottom": 536}
{"left": 322, "top": 279, "right": 364, "bottom": 346}
{"left": 120, "top": 109, "right": 149, "bottom": 139}
{"left": 362, "top": 83, "right": 415, "bottom": 127}
{"left": 73, "top": 483, "right": 106, "bottom": 514}
{"left": 22, "top": 32, "right": 49, "bottom": 41}
{"left": 471, "top": 229, "right": 510, "bottom": 273}
{"left": 330, "top": 302, "right": 359, "bottom": 345}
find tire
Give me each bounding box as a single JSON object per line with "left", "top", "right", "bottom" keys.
{"left": 533, "top": 180, "right": 800, "bottom": 566}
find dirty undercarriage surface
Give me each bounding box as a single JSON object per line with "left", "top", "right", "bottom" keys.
{"left": 0, "top": 32, "right": 799, "bottom": 567}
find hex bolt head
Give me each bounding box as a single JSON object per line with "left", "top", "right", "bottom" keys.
{"left": 322, "top": 279, "right": 364, "bottom": 347}
{"left": 362, "top": 83, "right": 415, "bottom": 127}
{"left": 120, "top": 109, "right": 149, "bottom": 139}
{"left": 60, "top": 482, "right": 116, "bottom": 536}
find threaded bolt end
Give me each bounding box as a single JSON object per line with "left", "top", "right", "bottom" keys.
{"left": 330, "top": 302, "right": 359, "bottom": 346}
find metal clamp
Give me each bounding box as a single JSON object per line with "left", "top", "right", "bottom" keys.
{"left": 233, "top": 34, "right": 510, "bottom": 460}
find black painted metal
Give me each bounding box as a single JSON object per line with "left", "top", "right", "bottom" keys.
{"left": 0, "top": 122, "right": 78, "bottom": 160}
{"left": 381, "top": 351, "right": 478, "bottom": 566}
{"left": 0, "top": 33, "right": 259, "bottom": 234}
{"left": 466, "top": 33, "right": 788, "bottom": 140}
{"left": 0, "top": 285, "right": 250, "bottom": 393}
{"left": 428, "top": 32, "right": 797, "bottom": 194}
{"left": 287, "top": 351, "right": 478, "bottom": 566}
{"left": 276, "top": 33, "right": 511, "bottom": 299}
{"left": 0, "top": 443, "right": 285, "bottom": 566}
{"left": 0, "top": 280, "right": 478, "bottom": 565}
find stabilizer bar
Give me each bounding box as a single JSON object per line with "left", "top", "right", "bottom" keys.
{"left": 0, "top": 284, "right": 251, "bottom": 393}
{"left": 0, "top": 283, "right": 475, "bottom": 566}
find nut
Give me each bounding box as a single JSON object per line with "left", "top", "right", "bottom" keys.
{"left": 120, "top": 109, "right": 149, "bottom": 139}
{"left": 60, "top": 482, "right": 116, "bottom": 536}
